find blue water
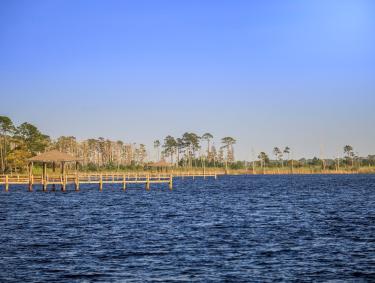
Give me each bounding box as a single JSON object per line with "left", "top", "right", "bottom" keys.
{"left": 1, "top": 175, "right": 375, "bottom": 282}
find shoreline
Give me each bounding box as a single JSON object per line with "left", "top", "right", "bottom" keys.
{"left": 4, "top": 169, "right": 374, "bottom": 177}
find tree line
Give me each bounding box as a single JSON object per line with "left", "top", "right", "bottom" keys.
{"left": 0, "top": 116, "right": 148, "bottom": 173}
{"left": 253, "top": 145, "right": 374, "bottom": 171}
{"left": 0, "top": 116, "right": 50, "bottom": 173}
{"left": 0, "top": 116, "right": 237, "bottom": 173}
{"left": 153, "top": 133, "right": 236, "bottom": 169}
{"left": 1, "top": 115, "right": 373, "bottom": 173}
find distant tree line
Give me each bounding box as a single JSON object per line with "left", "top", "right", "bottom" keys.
{"left": 53, "top": 137, "right": 147, "bottom": 171}
{"left": 0, "top": 116, "right": 147, "bottom": 173}
{"left": 0, "top": 116, "right": 237, "bottom": 173}
{"left": 1, "top": 115, "right": 374, "bottom": 173}
{"left": 252, "top": 145, "right": 374, "bottom": 171}
{"left": 153, "top": 133, "right": 236, "bottom": 170}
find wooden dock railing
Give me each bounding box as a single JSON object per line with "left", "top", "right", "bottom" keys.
{"left": 0, "top": 172, "right": 218, "bottom": 192}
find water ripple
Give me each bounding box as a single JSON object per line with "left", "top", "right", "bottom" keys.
{"left": 1, "top": 175, "right": 375, "bottom": 282}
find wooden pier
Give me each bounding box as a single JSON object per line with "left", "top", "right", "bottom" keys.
{"left": 0, "top": 172, "right": 218, "bottom": 192}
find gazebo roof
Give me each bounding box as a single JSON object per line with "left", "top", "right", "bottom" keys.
{"left": 147, "top": 160, "right": 174, "bottom": 167}
{"left": 28, "top": 150, "right": 81, "bottom": 163}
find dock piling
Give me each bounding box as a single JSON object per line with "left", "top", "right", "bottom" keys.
{"left": 99, "top": 174, "right": 103, "bottom": 191}
{"left": 43, "top": 175, "right": 47, "bottom": 192}
{"left": 28, "top": 175, "right": 33, "bottom": 192}
{"left": 75, "top": 174, "right": 79, "bottom": 191}
{"left": 169, "top": 174, "right": 173, "bottom": 190}
{"left": 62, "top": 175, "right": 66, "bottom": 192}
{"left": 146, "top": 174, "right": 150, "bottom": 191}
{"left": 5, "top": 175, "right": 9, "bottom": 192}
{"left": 122, "top": 174, "right": 126, "bottom": 191}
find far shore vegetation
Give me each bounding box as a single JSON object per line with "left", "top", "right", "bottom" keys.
{"left": 1, "top": 115, "right": 374, "bottom": 175}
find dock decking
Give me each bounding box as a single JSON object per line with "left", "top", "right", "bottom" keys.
{"left": 0, "top": 172, "right": 218, "bottom": 192}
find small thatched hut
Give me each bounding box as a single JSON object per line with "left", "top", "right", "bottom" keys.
{"left": 28, "top": 150, "right": 81, "bottom": 178}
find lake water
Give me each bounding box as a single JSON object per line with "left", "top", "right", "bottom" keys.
{"left": 1, "top": 175, "right": 375, "bottom": 282}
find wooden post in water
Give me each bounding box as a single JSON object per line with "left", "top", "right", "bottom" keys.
{"left": 75, "top": 173, "right": 79, "bottom": 191}
{"left": 58, "top": 175, "right": 62, "bottom": 192}
{"left": 28, "top": 161, "right": 34, "bottom": 192}
{"left": 5, "top": 175, "right": 9, "bottom": 192}
{"left": 42, "top": 162, "right": 47, "bottom": 192}
{"left": 29, "top": 175, "right": 33, "bottom": 192}
{"left": 62, "top": 174, "right": 66, "bottom": 192}
{"left": 146, "top": 174, "right": 150, "bottom": 191}
{"left": 99, "top": 174, "right": 103, "bottom": 191}
{"left": 44, "top": 177, "right": 48, "bottom": 192}
{"left": 169, "top": 174, "right": 173, "bottom": 190}
{"left": 122, "top": 174, "right": 126, "bottom": 191}
{"left": 52, "top": 162, "right": 56, "bottom": 191}
{"left": 61, "top": 162, "right": 66, "bottom": 191}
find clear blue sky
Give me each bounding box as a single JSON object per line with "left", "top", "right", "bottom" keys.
{"left": 1, "top": 0, "right": 374, "bottom": 160}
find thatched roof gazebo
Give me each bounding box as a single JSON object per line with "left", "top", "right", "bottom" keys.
{"left": 28, "top": 150, "right": 82, "bottom": 178}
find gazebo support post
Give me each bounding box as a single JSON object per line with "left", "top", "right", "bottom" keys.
{"left": 61, "top": 161, "right": 65, "bottom": 175}
{"left": 52, "top": 162, "right": 56, "bottom": 191}
{"left": 28, "top": 162, "right": 33, "bottom": 192}
{"left": 42, "top": 162, "right": 47, "bottom": 192}
{"left": 61, "top": 162, "right": 66, "bottom": 192}
{"left": 74, "top": 161, "right": 79, "bottom": 191}
{"left": 28, "top": 162, "right": 33, "bottom": 177}
{"left": 75, "top": 173, "right": 79, "bottom": 191}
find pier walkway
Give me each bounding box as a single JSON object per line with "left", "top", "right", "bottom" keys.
{"left": 0, "top": 172, "right": 218, "bottom": 192}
